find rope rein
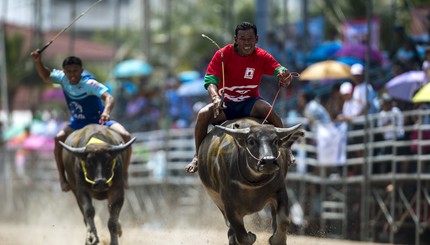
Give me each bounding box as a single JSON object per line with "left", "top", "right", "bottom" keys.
{"left": 262, "top": 71, "right": 300, "bottom": 125}
{"left": 80, "top": 159, "right": 117, "bottom": 187}
{"left": 245, "top": 146, "right": 281, "bottom": 162}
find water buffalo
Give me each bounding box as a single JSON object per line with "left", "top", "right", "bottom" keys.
{"left": 59, "top": 124, "right": 136, "bottom": 245}
{"left": 198, "top": 117, "right": 304, "bottom": 245}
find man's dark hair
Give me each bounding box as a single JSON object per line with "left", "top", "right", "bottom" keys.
{"left": 235, "top": 22, "right": 257, "bottom": 36}
{"left": 62, "top": 56, "right": 82, "bottom": 68}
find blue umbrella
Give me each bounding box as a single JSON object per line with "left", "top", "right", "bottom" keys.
{"left": 307, "top": 41, "right": 342, "bottom": 63}
{"left": 177, "top": 78, "right": 206, "bottom": 96}
{"left": 178, "top": 70, "right": 200, "bottom": 83}
{"left": 335, "top": 56, "right": 364, "bottom": 66}
{"left": 113, "top": 59, "right": 153, "bottom": 78}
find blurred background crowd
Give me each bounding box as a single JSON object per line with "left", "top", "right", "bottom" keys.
{"left": 1, "top": 0, "right": 430, "bottom": 148}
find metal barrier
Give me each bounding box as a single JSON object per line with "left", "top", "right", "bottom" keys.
{"left": 1, "top": 110, "right": 430, "bottom": 244}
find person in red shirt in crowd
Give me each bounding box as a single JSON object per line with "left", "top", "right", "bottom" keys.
{"left": 185, "top": 22, "right": 292, "bottom": 173}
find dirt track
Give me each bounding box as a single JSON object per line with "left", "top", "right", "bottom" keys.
{"left": 0, "top": 183, "right": 389, "bottom": 245}
{"left": 0, "top": 223, "right": 387, "bottom": 245}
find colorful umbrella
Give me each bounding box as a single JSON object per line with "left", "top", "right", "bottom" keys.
{"left": 178, "top": 70, "right": 200, "bottom": 83}
{"left": 334, "top": 43, "right": 383, "bottom": 64}
{"left": 300, "top": 60, "right": 352, "bottom": 81}
{"left": 22, "top": 134, "right": 55, "bottom": 152}
{"left": 177, "top": 78, "right": 206, "bottom": 96}
{"left": 385, "top": 71, "right": 426, "bottom": 102}
{"left": 113, "top": 59, "right": 153, "bottom": 78}
{"left": 335, "top": 56, "right": 364, "bottom": 66}
{"left": 413, "top": 82, "right": 430, "bottom": 103}
{"left": 306, "top": 41, "right": 342, "bottom": 63}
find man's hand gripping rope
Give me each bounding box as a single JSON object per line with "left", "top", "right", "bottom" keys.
{"left": 262, "top": 70, "right": 300, "bottom": 125}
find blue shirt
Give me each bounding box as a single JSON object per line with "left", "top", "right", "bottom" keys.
{"left": 50, "top": 69, "right": 110, "bottom": 129}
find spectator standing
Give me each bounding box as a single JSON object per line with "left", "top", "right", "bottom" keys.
{"left": 377, "top": 94, "right": 405, "bottom": 145}
{"left": 350, "top": 63, "right": 380, "bottom": 116}
{"left": 322, "top": 83, "right": 344, "bottom": 121}
{"left": 375, "top": 94, "right": 405, "bottom": 173}
{"left": 336, "top": 82, "right": 359, "bottom": 122}
{"left": 297, "top": 89, "right": 343, "bottom": 166}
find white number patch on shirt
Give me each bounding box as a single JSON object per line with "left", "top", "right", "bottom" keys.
{"left": 244, "top": 67, "right": 255, "bottom": 79}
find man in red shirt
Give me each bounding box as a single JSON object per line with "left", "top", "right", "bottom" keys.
{"left": 185, "top": 22, "right": 292, "bottom": 173}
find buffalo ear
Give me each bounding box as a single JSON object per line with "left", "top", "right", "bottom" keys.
{"left": 275, "top": 124, "right": 305, "bottom": 148}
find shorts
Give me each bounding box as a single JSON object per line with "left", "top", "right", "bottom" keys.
{"left": 68, "top": 119, "right": 117, "bottom": 130}
{"left": 223, "top": 97, "right": 260, "bottom": 120}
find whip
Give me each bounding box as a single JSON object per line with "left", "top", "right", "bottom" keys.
{"left": 201, "top": 34, "right": 226, "bottom": 108}
{"left": 38, "top": 0, "right": 103, "bottom": 54}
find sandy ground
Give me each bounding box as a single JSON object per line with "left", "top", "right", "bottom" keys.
{"left": 0, "top": 181, "right": 389, "bottom": 245}
{"left": 0, "top": 223, "right": 388, "bottom": 245}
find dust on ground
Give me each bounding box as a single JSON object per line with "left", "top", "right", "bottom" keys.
{"left": 0, "top": 182, "right": 388, "bottom": 245}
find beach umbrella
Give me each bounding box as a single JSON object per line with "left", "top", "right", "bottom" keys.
{"left": 113, "top": 59, "right": 153, "bottom": 78}
{"left": 306, "top": 41, "right": 342, "bottom": 63}
{"left": 178, "top": 70, "right": 200, "bottom": 83}
{"left": 334, "top": 43, "right": 383, "bottom": 64}
{"left": 385, "top": 71, "right": 426, "bottom": 102}
{"left": 300, "top": 60, "right": 352, "bottom": 81}
{"left": 177, "top": 78, "right": 206, "bottom": 96}
{"left": 413, "top": 82, "right": 430, "bottom": 103}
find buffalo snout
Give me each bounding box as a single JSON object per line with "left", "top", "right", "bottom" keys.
{"left": 257, "top": 156, "right": 279, "bottom": 173}
{"left": 92, "top": 179, "right": 109, "bottom": 192}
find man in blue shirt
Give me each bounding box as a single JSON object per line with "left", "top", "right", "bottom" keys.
{"left": 31, "top": 49, "right": 132, "bottom": 192}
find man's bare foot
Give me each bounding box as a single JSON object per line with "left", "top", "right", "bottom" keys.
{"left": 60, "top": 180, "right": 71, "bottom": 192}
{"left": 185, "top": 156, "right": 198, "bottom": 173}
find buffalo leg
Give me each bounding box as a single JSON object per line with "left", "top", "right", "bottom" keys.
{"left": 224, "top": 209, "right": 256, "bottom": 245}
{"left": 269, "top": 191, "right": 289, "bottom": 245}
{"left": 76, "top": 192, "right": 99, "bottom": 245}
{"left": 107, "top": 190, "right": 124, "bottom": 245}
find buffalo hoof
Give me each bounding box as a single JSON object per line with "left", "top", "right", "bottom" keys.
{"left": 269, "top": 235, "right": 287, "bottom": 245}
{"left": 229, "top": 232, "right": 256, "bottom": 245}
{"left": 60, "top": 181, "right": 71, "bottom": 192}
{"left": 86, "top": 231, "right": 99, "bottom": 245}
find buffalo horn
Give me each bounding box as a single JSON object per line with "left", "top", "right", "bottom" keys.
{"left": 215, "top": 125, "right": 250, "bottom": 135}
{"left": 109, "top": 137, "right": 137, "bottom": 153}
{"left": 274, "top": 123, "right": 303, "bottom": 134}
{"left": 59, "top": 141, "right": 87, "bottom": 154}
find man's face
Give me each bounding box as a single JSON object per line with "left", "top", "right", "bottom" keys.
{"left": 234, "top": 29, "right": 258, "bottom": 56}
{"left": 352, "top": 74, "right": 364, "bottom": 84}
{"left": 63, "top": 64, "right": 83, "bottom": 84}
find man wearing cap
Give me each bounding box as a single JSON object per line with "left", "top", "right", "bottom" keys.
{"left": 337, "top": 81, "right": 359, "bottom": 122}
{"left": 350, "top": 63, "right": 379, "bottom": 116}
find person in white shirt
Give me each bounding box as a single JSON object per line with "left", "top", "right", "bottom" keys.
{"left": 336, "top": 81, "right": 359, "bottom": 122}
{"left": 377, "top": 93, "right": 405, "bottom": 143}
{"left": 350, "top": 63, "right": 380, "bottom": 116}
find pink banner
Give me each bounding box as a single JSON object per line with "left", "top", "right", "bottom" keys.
{"left": 342, "top": 17, "right": 380, "bottom": 49}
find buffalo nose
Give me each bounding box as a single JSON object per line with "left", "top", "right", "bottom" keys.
{"left": 92, "top": 179, "right": 109, "bottom": 191}
{"left": 262, "top": 156, "right": 276, "bottom": 164}
{"left": 258, "top": 156, "right": 279, "bottom": 173}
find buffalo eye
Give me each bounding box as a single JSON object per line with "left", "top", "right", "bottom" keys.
{"left": 247, "top": 137, "right": 256, "bottom": 146}
{"left": 273, "top": 139, "right": 279, "bottom": 146}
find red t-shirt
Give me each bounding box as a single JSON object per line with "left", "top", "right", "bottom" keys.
{"left": 206, "top": 44, "right": 281, "bottom": 102}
